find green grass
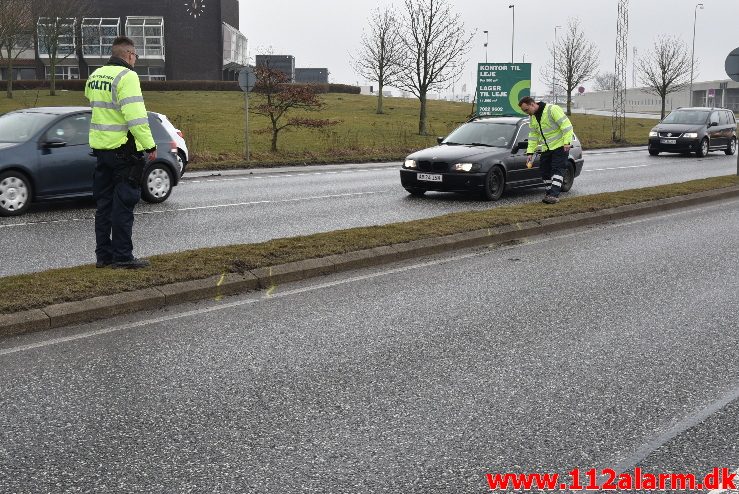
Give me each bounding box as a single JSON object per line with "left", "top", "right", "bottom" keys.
{"left": 0, "top": 90, "right": 656, "bottom": 169}
{"left": 1, "top": 175, "right": 737, "bottom": 314}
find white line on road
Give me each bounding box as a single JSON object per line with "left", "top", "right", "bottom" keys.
{"left": 0, "top": 191, "right": 385, "bottom": 229}
{"left": 583, "top": 164, "right": 651, "bottom": 172}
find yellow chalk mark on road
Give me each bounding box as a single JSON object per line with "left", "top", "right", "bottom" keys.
{"left": 215, "top": 272, "right": 226, "bottom": 301}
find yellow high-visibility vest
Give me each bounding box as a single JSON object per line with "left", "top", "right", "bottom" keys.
{"left": 85, "top": 64, "right": 156, "bottom": 151}
{"left": 527, "top": 103, "right": 574, "bottom": 154}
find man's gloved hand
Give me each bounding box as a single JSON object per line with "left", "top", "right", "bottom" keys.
{"left": 146, "top": 149, "right": 157, "bottom": 162}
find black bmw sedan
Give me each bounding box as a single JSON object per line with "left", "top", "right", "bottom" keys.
{"left": 400, "top": 116, "right": 584, "bottom": 200}
{"left": 0, "top": 107, "right": 185, "bottom": 216}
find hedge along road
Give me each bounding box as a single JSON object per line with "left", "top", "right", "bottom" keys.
{"left": 1, "top": 148, "right": 736, "bottom": 277}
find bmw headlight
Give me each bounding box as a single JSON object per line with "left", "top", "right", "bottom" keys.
{"left": 683, "top": 132, "right": 698, "bottom": 138}
{"left": 404, "top": 159, "right": 417, "bottom": 169}
{"left": 649, "top": 131, "right": 658, "bottom": 137}
{"left": 453, "top": 162, "right": 478, "bottom": 172}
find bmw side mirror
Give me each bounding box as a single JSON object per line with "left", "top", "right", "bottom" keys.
{"left": 43, "top": 138, "right": 67, "bottom": 148}
{"left": 437, "top": 136, "right": 445, "bottom": 144}
{"left": 709, "top": 121, "right": 719, "bottom": 127}
{"left": 517, "top": 140, "right": 529, "bottom": 151}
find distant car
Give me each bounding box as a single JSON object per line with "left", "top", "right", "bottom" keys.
{"left": 400, "top": 115, "right": 584, "bottom": 200}
{"left": 0, "top": 107, "right": 183, "bottom": 216}
{"left": 648, "top": 107, "right": 737, "bottom": 157}
{"left": 150, "top": 111, "right": 189, "bottom": 173}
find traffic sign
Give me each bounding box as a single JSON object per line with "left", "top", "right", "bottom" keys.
{"left": 238, "top": 67, "right": 256, "bottom": 92}
{"left": 707, "top": 88, "right": 715, "bottom": 98}
{"left": 726, "top": 47, "right": 739, "bottom": 82}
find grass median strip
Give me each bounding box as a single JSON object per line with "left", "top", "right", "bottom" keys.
{"left": 2, "top": 175, "right": 737, "bottom": 314}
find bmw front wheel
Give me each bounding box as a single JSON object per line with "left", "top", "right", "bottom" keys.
{"left": 481, "top": 166, "right": 505, "bottom": 201}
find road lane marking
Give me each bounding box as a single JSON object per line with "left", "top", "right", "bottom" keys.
{"left": 0, "top": 191, "right": 386, "bottom": 228}
{"left": 583, "top": 164, "right": 651, "bottom": 172}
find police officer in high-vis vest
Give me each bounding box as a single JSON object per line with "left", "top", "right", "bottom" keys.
{"left": 85, "top": 36, "right": 156, "bottom": 269}
{"left": 518, "top": 96, "right": 574, "bottom": 204}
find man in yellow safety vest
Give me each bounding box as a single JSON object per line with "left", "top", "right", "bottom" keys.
{"left": 518, "top": 96, "right": 574, "bottom": 204}
{"left": 85, "top": 36, "right": 157, "bottom": 269}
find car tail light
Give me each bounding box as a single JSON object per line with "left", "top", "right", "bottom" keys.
{"left": 176, "top": 130, "right": 184, "bottom": 138}
{"left": 170, "top": 140, "right": 178, "bottom": 153}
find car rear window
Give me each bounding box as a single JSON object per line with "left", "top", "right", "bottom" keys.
{"left": 662, "top": 110, "right": 710, "bottom": 125}
{"left": 0, "top": 112, "right": 59, "bottom": 143}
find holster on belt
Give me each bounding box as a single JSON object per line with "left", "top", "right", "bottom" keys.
{"left": 121, "top": 133, "right": 146, "bottom": 186}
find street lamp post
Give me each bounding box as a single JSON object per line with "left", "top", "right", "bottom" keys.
{"left": 689, "top": 3, "right": 704, "bottom": 106}
{"left": 553, "top": 25, "right": 561, "bottom": 103}
{"left": 484, "top": 30, "right": 489, "bottom": 63}
{"left": 509, "top": 4, "right": 515, "bottom": 63}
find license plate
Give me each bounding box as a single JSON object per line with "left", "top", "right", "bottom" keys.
{"left": 660, "top": 138, "right": 677, "bottom": 144}
{"left": 417, "top": 173, "right": 442, "bottom": 182}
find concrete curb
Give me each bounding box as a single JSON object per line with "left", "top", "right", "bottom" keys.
{"left": 2, "top": 186, "right": 737, "bottom": 338}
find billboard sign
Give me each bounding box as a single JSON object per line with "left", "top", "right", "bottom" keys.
{"left": 476, "top": 63, "right": 531, "bottom": 116}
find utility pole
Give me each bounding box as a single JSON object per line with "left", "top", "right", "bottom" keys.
{"left": 632, "top": 46, "right": 637, "bottom": 88}
{"left": 612, "top": 0, "right": 628, "bottom": 142}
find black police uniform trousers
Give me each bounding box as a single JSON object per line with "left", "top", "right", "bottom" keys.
{"left": 92, "top": 149, "right": 142, "bottom": 264}
{"left": 539, "top": 146, "right": 568, "bottom": 197}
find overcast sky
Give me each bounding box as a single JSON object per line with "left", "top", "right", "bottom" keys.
{"left": 240, "top": 0, "right": 738, "bottom": 95}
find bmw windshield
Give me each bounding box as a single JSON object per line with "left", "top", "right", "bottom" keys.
{"left": 661, "top": 110, "right": 710, "bottom": 125}
{"left": 443, "top": 122, "right": 516, "bottom": 148}
{"left": 0, "top": 112, "right": 58, "bottom": 143}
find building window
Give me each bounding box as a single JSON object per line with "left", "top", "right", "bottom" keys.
{"left": 134, "top": 66, "right": 166, "bottom": 81}
{"left": 82, "top": 18, "right": 120, "bottom": 58}
{"left": 125, "top": 17, "right": 165, "bottom": 60}
{"left": 45, "top": 65, "right": 80, "bottom": 80}
{"left": 222, "top": 23, "right": 248, "bottom": 69}
{"left": 38, "top": 18, "right": 76, "bottom": 58}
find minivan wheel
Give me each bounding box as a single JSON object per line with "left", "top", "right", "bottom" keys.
{"left": 696, "top": 138, "right": 709, "bottom": 158}
{"left": 481, "top": 166, "right": 505, "bottom": 201}
{"left": 725, "top": 137, "right": 737, "bottom": 156}
{"left": 559, "top": 162, "right": 575, "bottom": 193}
{"left": 0, "top": 170, "right": 32, "bottom": 216}
{"left": 141, "top": 164, "right": 173, "bottom": 203}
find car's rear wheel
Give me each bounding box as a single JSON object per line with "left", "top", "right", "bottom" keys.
{"left": 725, "top": 137, "right": 737, "bottom": 155}
{"left": 404, "top": 187, "right": 426, "bottom": 197}
{"left": 648, "top": 149, "right": 660, "bottom": 156}
{"left": 559, "top": 162, "right": 575, "bottom": 193}
{"left": 141, "top": 164, "right": 173, "bottom": 203}
{"left": 177, "top": 150, "right": 187, "bottom": 172}
{"left": 0, "top": 170, "right": 32, "bottom": 216}
{"left": 481, "top": 166, "right": 505, "bottom": 201}
{"left": 696, "top": 138, "right": 709, "bottom": 157}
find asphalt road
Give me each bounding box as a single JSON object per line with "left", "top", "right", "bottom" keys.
{"left": 0, "top": 199, "right": 737, "bottom": 493}
{"left": 1, "top": 147, "right": 737, "bottom": 276}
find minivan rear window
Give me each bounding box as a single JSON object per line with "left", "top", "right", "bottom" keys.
{"left": 662, "top": 110, "right": 709, "bottom": 125}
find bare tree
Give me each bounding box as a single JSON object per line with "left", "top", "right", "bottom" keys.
{"left": 352, "top": 7, "right": 405, "bottom": 115}
{"left": 539, "top": 18, "right": 599, "bottom": 115}
{"left": 637, "top": 35, "right": 693, "bottom": 119}
{"left": 252, "top": 61, "right": 339, "bottom": 152}
{"left": 33, "top": 0, "right": 89, "bottom": 96}
{"left": 593, "top": 72, "right": 621, "bottom": 92}
{"left": 0, "top": 0, "right": 33, "bottom": 98}
{"left": 397, "top": 0, "right": 473, "bottom": 135}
